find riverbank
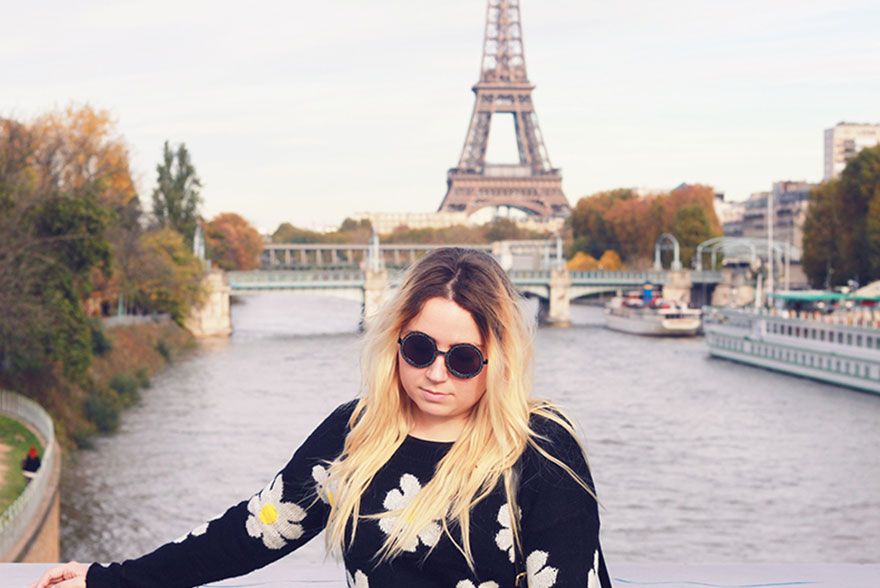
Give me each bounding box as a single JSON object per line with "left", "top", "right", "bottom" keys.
{"left": 3, "top": 319, "right": 194, "bottom": 451}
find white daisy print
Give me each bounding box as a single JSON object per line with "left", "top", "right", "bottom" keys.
{"left": 245, "top": 473, "right": 307, "bottom": 549}
{"left": 494, "top": 503, "right": 515, "bottom": 562}
{"left": 526, "top": 550, "right": 558, "bottom": 588}
{"left": 587, "top": 549, "right": 600, "bottom": 588}
{"left": 172, "top": 513, "right": 220, "bottom": 543}
{"left": 377, "top": 473, "right": 441, "bottom": 551}
{"left": 456, "top": 581, "right": 499, "bottom": 588}
{"left": 346, "top": 569, "right": 369, "bottom": 588}
{"left": 312, "top": 464, "right": 335, "bottom": 505}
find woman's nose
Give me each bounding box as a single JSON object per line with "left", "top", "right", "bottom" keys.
{"left": 425, "top": 353, "right": 448, "bottom": 382}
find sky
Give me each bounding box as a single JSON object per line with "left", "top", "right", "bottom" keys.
{"left": 4, "top": 0, "right": 880, "bottom": 233}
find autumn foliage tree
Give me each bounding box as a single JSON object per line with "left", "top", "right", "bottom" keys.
{"left": 569, "top": 184, "right": 722, "bottom": 268}
{"left": 205, "top": 212, "right": 263, "bottom": 270}
{"left": 0, "top": 109, "right": 117, "bottom": 384}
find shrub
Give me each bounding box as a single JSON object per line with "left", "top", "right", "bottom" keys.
{"left": 90, "top": 320, "right": 113, "bottom": 356}
{"left": 109, "top": 373, "right": 140, "bottom": 404}
{"left": 155, "top": 338, "right": 171, "bottom": 360}
{"left": 135, "top": 367, "right": 151, "bottom": 388}
{"left": 83, "top": 387, "right": 121, "bottom": 433}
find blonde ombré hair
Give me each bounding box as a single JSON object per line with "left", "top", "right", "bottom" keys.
{"left": 321, "top": 247, "right": 592, "bottom": 567}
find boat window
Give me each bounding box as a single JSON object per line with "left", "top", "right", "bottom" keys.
{"left": 857, "top": 334, "right": 862, "bottom": 347}
{"left": 787, "top": 325, "right": 792, "bottom": 335}
{"left": 868, "top": 337, "right": 874, "bottom": 349}
{"left": 795, "top": 327, "right": 800, "bottom": 337}
{"left": 838, "top": 332, "right": 844, "bottom": 344}
{"left": 809, "top": 356, "right": 814, "bottom": 366}
{"left": 847, "top": 333, "right": 853, "bottom": 346}
{"left": 836, "top": 360, "right": 841, "bottom": 372}
{"left": 820, "top": 330, "right": 825, "bottom": 341}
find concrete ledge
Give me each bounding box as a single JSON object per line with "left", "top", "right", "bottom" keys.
{"left": 5, "top": 561, "right": 880, "bottom": 587}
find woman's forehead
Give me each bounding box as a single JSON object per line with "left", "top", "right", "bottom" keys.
{"left": 403, "top": 297, "right": 483, "bottom": 345}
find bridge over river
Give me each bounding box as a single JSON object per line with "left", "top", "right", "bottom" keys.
{"left": 187, "top": 240, "right": 729, "bottom": 334}
{"left": 223, "top": 267, "right": 723, "bottom": 327}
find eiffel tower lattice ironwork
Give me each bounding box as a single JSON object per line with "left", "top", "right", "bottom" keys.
{"left": 438, "top": 0, "right": 570, "bottom": 218}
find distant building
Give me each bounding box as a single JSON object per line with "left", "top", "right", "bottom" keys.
{"left": 352, "top": 211, "right": 471, "bottom": 235}
{"left": 824, "top": 122, "right": 880, "bottom": 180}
{"left": 714, "top": 193, "right": 744, "bottom": 238}
{"left": 738, "top": 181, "right": 816, "bottom": 252}
{"left": 353, "top": 210, "right": 564, "bottom": 236}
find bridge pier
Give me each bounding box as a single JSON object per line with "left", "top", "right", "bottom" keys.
{"left": 185, "top": 268, "right": 232, "bottom": 337}
{"left": 362, "top": 269, "right": 389, "bottom": 329}
{"left": 538, "top": 268, "right": 571, "bottom": 326}
{"left": 661, "top": 270, "right": 693, "bottom": 305}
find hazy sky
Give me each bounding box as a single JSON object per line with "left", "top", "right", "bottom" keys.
{"left": 5, "top": 0, "right": 879, "bottom": 232}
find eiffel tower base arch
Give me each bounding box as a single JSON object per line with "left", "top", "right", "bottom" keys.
{"left": 441, "top": 170, "right": 569, "bottom": 217}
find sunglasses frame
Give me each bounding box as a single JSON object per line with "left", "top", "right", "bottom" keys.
{"left": 397, "top": 331, "right": 488, "bottom": 379}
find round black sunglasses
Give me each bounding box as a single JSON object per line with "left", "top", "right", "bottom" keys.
{"left": 397, "top": 331, "right": 488, "bottom": 379}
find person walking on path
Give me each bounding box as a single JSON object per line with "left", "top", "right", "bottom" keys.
{"left": 30, "top": 247, "right": 612, "bottom": 588}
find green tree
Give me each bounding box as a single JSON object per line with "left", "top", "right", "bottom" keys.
{"left": 152, "top": 141, "right": 202, "bottom": 246}
{"left": 133, "top": 228, "right": 204, "bottom": 323}
{"left": 672, "top": 204, "right": 715, "bottom": 268}
{"left": 0, "top": 114, "right": 113, "bottom": 384}
{"left": 837, "top": 145, "right": 880, "bottom": 283}
{"left": 272, "top": 222, "right": 322, "bottom": 244}
{"left": 801, "top": 180, "right": 841, "bottom": 288}
{"left": 802, "top": 145, "right": 880, "bottom": 287}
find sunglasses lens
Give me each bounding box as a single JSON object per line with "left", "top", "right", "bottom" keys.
{"left": 402, "top": 332, "right": 436, "bottom": 367}
{"left": 448, "top": 345, "right": 483, "bottom": 378}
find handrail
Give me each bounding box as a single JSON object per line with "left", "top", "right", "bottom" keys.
{"left": 0, "top": 390, "right": 56, "bottom": 560}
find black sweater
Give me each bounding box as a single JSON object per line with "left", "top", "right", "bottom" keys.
{"left": 88, "top": 401, "right": 611, "bottom": 587}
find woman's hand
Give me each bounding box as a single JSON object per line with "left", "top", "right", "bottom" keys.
{"left": 27, "top": 561, "right": 90, "bottom": 588}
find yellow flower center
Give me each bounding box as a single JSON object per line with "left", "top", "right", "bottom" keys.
{"left": 259, "top": 503, "right": 278, "bottom": 525}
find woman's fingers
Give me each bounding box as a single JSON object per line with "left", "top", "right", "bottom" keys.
{"left": 27, "top": 562, "right": 89, "bottom": 588}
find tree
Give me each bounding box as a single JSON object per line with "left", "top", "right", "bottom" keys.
{"left": 802, "top": 145, "right": 880, "bottom": 286}
{"left": 133, "top": 228, "right": 204, "bottom": 323}
{"left": 597, "top": 250, "right": 622, "bottom": 270}
{"left": 205, "top": 213, "right": 264, "bottom": 271}
{"left": 152, "top": 141, "right": 202, "bottom": 246}
{"left": 272, "top": 222, "right": 322, "bottom": 244}
{"left": 672, "top": 205, "right": 715, "bottom": 268}
{"left": 569, "top": 189, "right": 632, "bottom": 258}
{"left": 1, "top": 112, "right": 114, "bottom": 384}
{"left": 837, "top": 144, "right": 880, "bottom": 282}
{"left": 801, "top": 180, "right": 841, "bottom": 288}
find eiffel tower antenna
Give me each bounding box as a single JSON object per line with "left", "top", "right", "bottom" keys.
{"left": 438, "top": 0, "right": 570, "bottom": 218}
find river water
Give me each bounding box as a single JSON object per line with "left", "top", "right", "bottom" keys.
{"left": 60, "top": 294, "right": 880, "bottom": 566}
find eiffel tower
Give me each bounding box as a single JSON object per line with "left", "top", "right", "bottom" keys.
{"left": 439, "top": 0, "right": 570, "bottom": 218}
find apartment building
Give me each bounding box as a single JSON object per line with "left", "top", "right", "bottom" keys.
{"left": 824, "top": 122, "right": 880, "bottom": 180}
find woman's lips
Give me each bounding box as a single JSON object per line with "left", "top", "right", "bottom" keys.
{"left": 421, "top": 388, "right": 448, "bottom": 401}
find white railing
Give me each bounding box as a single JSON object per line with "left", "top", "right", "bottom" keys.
{"left": 0, "top": 390, "right": 56, "bottom": 560}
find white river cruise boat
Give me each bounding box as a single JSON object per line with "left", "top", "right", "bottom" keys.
{"left": 605, "top": 295, "right": 702, "bottom": 336}
{"left": 703, "top": 301, "right": 880, "bottom": 395}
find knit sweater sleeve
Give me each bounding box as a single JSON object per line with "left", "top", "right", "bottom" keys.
{"left": 518, "top": 414, "right": 613, "bottom": 588}
{"left": 86, "top": 401, "right": 357, "bottom": 588}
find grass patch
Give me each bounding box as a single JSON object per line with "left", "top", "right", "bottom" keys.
{"left": 0, "top": 414, "right": 44, "bottom": 516}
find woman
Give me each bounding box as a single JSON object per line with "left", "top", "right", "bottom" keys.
{"left": 31, "top": 247, "right": 611, "bottom": 588}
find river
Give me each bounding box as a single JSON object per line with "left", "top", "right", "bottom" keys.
{"left": 60, "top": 294, "right": 880, "bottom": 566}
